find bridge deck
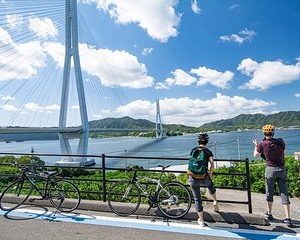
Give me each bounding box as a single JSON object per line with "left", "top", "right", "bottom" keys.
{"left": 0, "top": 127, "right": 154, "bottom": 134}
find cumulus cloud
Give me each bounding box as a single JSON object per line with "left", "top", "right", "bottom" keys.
{"left": 141, "top": 47, "right": 154, "bottom": 56}
{"left": 191, "top": 0, "right": 201, "bottom": 14}
{"left": 295, "top": 93, "right": 300, "bottom": 98}
{"left": 157, "top": 67, "right": 233, "bottom": 89}
{"left": 80, "top": 0, "right": 181, "bottom": 42}
{"left": 115, "top": 94, "right": 275, "bottom": 126}
{"left": 220, "top": 28, "right": 256, "bottom": 44}
{"left": 1, "top": 95, "right": 15, "bottom": 101}
{"left": 71, "top": 105, "right": 80, "bottom": 110}
{"left": 24, "top": 102, "right": 60, "bottom": 112}
{"left": 6, "top": 14, "right": 23, "bottom": 28}
{"left": 0, "top": 27, "right": 47, "bottom": 82}
{"left": 29, "top": 17, "right": 58, "bottom": 38}
{"left": 163, "top": 69, "right": 197, "bottom": 88}
{"left": 190, "top": 67, "right": 234, "bottom": 89}
{"left": 1, "top": 104, "right": 19, "bottom": 111}
{"left": 238, "top": 58, "right": 300, "bottom": 90}
{"left": 44, "top": 42, "right": 154, "bottom": 88}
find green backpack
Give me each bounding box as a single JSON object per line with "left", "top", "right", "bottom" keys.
{"left": 188, "top": 148, "right": 208, "bottom": 175}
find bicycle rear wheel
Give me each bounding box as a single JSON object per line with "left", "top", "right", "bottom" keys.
{"left": 157, "top": 181, "right": 191, "bottom": 219}
{"left": 108, "top": 181, "right": 141, "bottom": 216}
{"left": 49, "top": 180, "right": 81, "bottom": 212}
{"left": 0, "top": 179, "right": 33, "bottom": 211}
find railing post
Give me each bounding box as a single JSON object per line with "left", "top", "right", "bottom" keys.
{"left": 245, "top": 158, "right": 252, "bottom": 213}
{"left": 102, "top": 154, "right": 107, "bottom": 202}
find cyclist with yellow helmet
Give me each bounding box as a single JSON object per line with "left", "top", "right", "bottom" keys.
{"left": 253, "top": 125, "right": 292, "bottom": 227}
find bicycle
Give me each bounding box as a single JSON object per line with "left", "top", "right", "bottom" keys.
{"left": 107, "top": 165, "right": 192, "bottom": 219}
{"left": 0, "top": 162, "right": 81, "bottom": 213}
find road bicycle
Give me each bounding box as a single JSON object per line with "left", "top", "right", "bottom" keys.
{"left": 107, "top": 165, "right": 192, "bottom": 219}
{"left": 0, "top": 162, "right": 81, "bottom": 213}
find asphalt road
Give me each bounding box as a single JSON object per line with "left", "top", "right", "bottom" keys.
{"left": 0, "top": 206, "right": 300, "bottom": 240}
{"left": 0, "top": 215, "right": 232, "bottom": 240}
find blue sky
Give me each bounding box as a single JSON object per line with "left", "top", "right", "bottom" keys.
{"left": 0, "top": 0, "right": 299, "bottom": 127}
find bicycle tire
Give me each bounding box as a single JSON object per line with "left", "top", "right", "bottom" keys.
{"left": 157, "top": 181, "right": 192, "bottom": 219}
{"left": 108, "top": 181, "right": 141, "bottom": 216}
{"left": 49, "top": 179, "right": 81, "bottom": 212}
{"left": 0, "top": 179, "right": 33, "bottom": 211}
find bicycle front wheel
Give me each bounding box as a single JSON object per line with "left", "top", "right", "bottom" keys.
{"left": 108, "top": 181, "right": 141, "bottom": 216}
{"left": 157, "top": 181, "right": 192, "bottom": 219}
{"left": 49, "top": 180, "right": 81, "bottom": 212}
{"left": 0, "top": 179, "right": 33, "bottom": 211}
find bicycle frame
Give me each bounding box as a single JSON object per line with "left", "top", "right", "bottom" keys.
{"left": 17, "top": 170, "right": 55, "bottom": 199}
{"left": 128, "top": 169, "right": 172, "bottom": 199}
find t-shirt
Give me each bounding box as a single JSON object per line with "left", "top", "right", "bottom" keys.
{"left": 190, "top": 147, "right": 213, "bottom": 171}
{"left": 257, "top": 138, "right": 285, "bottom": 167}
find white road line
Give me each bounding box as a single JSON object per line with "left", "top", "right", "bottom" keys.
{"left": 1, "top": 208, "right": 299, "bottom": 240}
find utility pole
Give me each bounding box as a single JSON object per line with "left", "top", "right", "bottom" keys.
{"left": 237, "top": 138, "right": 241, "bottom": 160}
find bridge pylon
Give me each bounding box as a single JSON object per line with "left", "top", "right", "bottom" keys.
{"left": 155, "top": 99, "right": 166, "bottom": 139}
{"left": 56, "top": 0, "right": 94, "bottom": 166}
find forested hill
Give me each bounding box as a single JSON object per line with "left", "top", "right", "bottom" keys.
{"left": 199, "top": 111, "right": 300, "bottom": 131}
{"left": 89, "top": 116, "right": 155, "bottom": 129}
{"left": 89, "top": 116, "right": 198, "bottom": 134}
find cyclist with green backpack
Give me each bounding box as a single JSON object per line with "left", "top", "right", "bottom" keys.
{"left": 187, "top": 133, "right": 219, "bottom": 227}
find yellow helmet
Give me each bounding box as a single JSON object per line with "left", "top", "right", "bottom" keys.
{"left": 262, "top": 124, "right": 275, "bottom": 134}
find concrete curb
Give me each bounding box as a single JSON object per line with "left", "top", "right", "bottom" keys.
{"left": 3, "top": 196, "right": 269, "bottom": 226}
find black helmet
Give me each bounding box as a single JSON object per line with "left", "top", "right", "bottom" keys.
{"left": 197, "top": 132, "right": 209, "bottom": 142}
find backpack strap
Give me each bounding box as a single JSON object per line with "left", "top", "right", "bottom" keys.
{"left": 264, "top": 138, "right": 285, "bottom": 150}
{"left": 191, "top": 147, "right": 205, "bottom": 158}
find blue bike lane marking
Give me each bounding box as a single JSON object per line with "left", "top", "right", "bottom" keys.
{"left": 0, "top": 209, "right": 299, "bottom": 240}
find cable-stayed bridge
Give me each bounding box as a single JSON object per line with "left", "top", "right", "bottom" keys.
{"left": 0, "top": 0, "right": 166, "bottom": 166}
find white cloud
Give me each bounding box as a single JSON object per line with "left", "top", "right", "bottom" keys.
{"left": 142, "top": 47, "right": 154, "bottom": 56}
{"left": 29, "top": 17, "right": 58, "bottom": 38}
{"left": 220, "top": 28, "right": 256, "bottom": 44}
{"left": 115, "top": 94, "right": 275, "bottom": 126}
{"left": 1, "top": 95, "right": 15, "bottom": 101}
{"left": 6, "top": 14, "right": 23, "bottom": 28}
{"left": 1, "top": 104, "right": 19, "bottom": 111}
{"left": 0, "top": 28, "right": 47, "bottom": 81}
{"left": 71, "top": 105, "right": 80, "bottom": 109}
{"left": 191, "top": 0, "right": 201, "bottom": 14}
{"left": 295, "top": 93, "right": 300, "bottom": 98}
{"left": 45, "top": 42, "right": 154, "bottom": 88}
{"left": 0, "top": 27, "right": 13, "bottom": 44}
{"left": 92, "top": 109, "right": 116, "bottom": 119}
{"left": 164, "top": 69, "right": 197, "bottom": 87}
{"left": 229, "top": 4, "right": 240, "bottom": 10}
{"left": 190, "top": 67, "right": 234, "bottom": 89}
{"left": 24, "top": 102, "right": 60, "bottom": 112}
{"left": 238, "top": 58, "right": 300, "bottom": 90}
{"left": 80, "top": 0, "right": 181, "bottom": 42}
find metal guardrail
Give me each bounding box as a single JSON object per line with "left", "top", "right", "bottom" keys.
{"left": 0, "top": 152, "right": 252, "bottom": 213}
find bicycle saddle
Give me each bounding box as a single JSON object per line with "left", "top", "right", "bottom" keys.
{"left": 43, "top": 171, "right": 58, "bottom": 176}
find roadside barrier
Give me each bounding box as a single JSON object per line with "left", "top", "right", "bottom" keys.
{"left": 0, "top": 152, "right": 252, "bottom": 213}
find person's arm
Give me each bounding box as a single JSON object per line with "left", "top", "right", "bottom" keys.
{"left": 253, "top": 139, "right": 260, "bottom": 158}
{"left": 208, "top": 156, "right": 214, "bottom": 178}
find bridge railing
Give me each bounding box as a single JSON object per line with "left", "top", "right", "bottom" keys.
{"left": 0, "top": 152, "right": 252, "bottom": 213}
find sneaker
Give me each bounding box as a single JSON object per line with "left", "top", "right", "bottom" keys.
{"left": 264, "top": 212, "right": 274, "bottom": 221}
{"left": 197, "top": 219, "right": 208, "bottom": 227}
{"left": 283, "top": 218, "right": 293, "bottom": 227}
{"left": 213, "top": 202, "right": 219, "bottom": 212}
